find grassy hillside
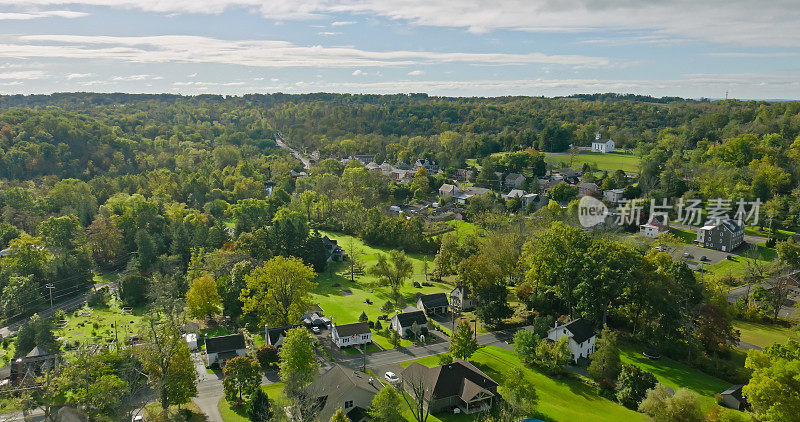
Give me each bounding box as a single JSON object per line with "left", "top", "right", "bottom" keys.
{"left": 545, "top": 151, "right": 641, "bottom": 173}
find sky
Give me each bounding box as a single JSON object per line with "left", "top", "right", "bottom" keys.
{"left": 0, "top": 1, "right": 799, "bottom": 99}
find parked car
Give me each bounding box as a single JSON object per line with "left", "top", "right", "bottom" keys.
{"left": 700, "top": 255, "right": 708, "bottom": 262}
{"left": 311, "top": 326, "right": 321, "bottom": 334}
{"left": 384, "top": 371, "right": 400, "bottom": 384}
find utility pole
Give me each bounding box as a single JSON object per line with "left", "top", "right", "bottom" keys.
{"left": 45, "top": 283, "right": 55, "bottom": 308}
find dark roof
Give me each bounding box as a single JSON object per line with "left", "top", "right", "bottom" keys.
{"left": 721, "top": 384, "right": 745, "bottom": 401}
{"left": 307, "top": 364, "right": 383, "bottom": 420}
{"left": 560, "top": 319, "right": 596, "bottom": 344}
{"left": 204, "top": 334, "right": 245, "bottom": 354}
{"left": 418, "top": 293, "right": 449, "bottom": 309}
{"left": 451, "top": 285, "right": 471, "bottom": 297}
{"left": 401, "top": 359, "right": 497, "bottom": 403}
{"left": 307, "top": 304, "right": 324, "bottom": 314}
{"left": 334, "top": 322, "right": 370, "bottom": 337}
{"left": 394, "top": 310, "right": 428, "bottom": 327}
{"left": 266, "top": 325, "right": 302, "bottom": 346}
{"left": 346, "top": 406, "right": 369, "bottom": 422}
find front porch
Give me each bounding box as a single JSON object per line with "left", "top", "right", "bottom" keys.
{"left": 460, "top": 392, "right": 493, "bottom": 414}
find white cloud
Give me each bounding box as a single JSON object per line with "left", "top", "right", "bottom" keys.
{"left": 0, "top": 34, "right": 613, "bottom": 68}
{"left": 0, "top": 70, "right": 47, "bottom": 80}
{"left": 0, "top": 1, "right": 797, "bottom": 47}
{"left": 331, "top": 21, "right": 355, "bottom": 26}
{"left": 187, "top": 72, "right": 198, "bottom": 77}
{"left": 66, "top": 72, "right": 94, "bottom": 79}
{"left": 317, "top": 31, "right": 340, "bottom": 36}
{"left": 352, "top": 69, "right": 364, "bottom": 76}
{"left": 173, "top": 81, "right": 246, "bottom": 86}
{"left": 407, "top": 70, "right": 424, "bottom": 76}
{"left": 0, "top": 10, "right": 87, "bottom": 20}
{"left": 111, "top": 74, "right": 153, "bottom": 81}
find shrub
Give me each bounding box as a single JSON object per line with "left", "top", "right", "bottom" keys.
{"left": 412, "top": 282, "right": 422, "bottom": 288}
{"left": 438, "top": 353, "right": 454, "bottom": 365}
{"left": 420, "top": 327, "right": 429, "bottom": 336}
{"left": 358, "top": 311, "right": 368, "bottom": 322}
{"left": 255, "top": 345, "right": 279, "bottom": 369}
{"left": 380, "top": 301, "right": 394, "bottom": 313}
{"left": 405, "top": 329, "right": 414, "bottom": 338}
{"left": 374, "top": 320, "right": 382, "bottom": 330}
{"left": 368, "top": 321, "right": 375, "bottom": 329}
{"left": 86, "top": 289, "right": 109, "bottom": 308}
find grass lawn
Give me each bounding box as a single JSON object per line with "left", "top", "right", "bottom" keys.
{"left": 446, "top": 220, "right": 480, "bottom": 240}
{"left": 401, "top": 346, "right": 644, "bottom": 422}
{"left": 545, "top": 151, "right": 641, "bottom": 173}
{"left": 342, "top": 342, "right": 382, "bottom": 355}
{"left": 620, "top": 347, "right": 734, "bottom": 414}
{"left": 55, "top": 299, "right": 146, "bottom": 349}
{"left": 744, "top": 227, "right": 796, "bottom": 240}
{"left": 144, "top": 402, "right": 206, "bottom": 422}
{"left": 311, "top": 232, "right": 449, "bottom": 349}
{"left": 0, "top": 337, "right": 16, "bottom": 365}
{"left": 669, "top": 227, "right": 696, "bottom": 244}
{"left": 704, "top": 243, "right": 776, "bottom": 280}
{"left": 733, "top": 320, "right": 798, "bottom": 348}
{"left": 219, "top": 383, "right": 286, "bottom": 422}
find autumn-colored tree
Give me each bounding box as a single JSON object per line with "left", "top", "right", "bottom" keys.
{"left": 241, "top": 256, "right": 317, "bottom": 326}
{"left": 185, "top": 276, "right": 222, "bottom": 320}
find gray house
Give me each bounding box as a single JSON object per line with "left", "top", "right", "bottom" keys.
{"left": 450, "top": 285, "right": 475, "bottom": 311}
{"left": 400, "top": 359, "right": 498, "bottom": 415}
{"left": 696, "top": 219, "right": 744, "bottom": 252}
{"left": 307, "top": 364, "right": 383, "bottom": 422}
{"left": 417, "top": 293, "right": 449, "bottom": 316}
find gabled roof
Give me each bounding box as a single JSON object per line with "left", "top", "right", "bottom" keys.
{"left": 205, "top": 334, "right": 245, "bottom": 354}
{"left": 506, "top": 173, "right": 525, "bottom": 181}
{"left": 401, "top": 359, "right": 497, "bottom": 403}
{"left": 506, "top": 189, "right": 525, "bottom": 198}
{"left": 265, "top": 325, "right": 302, "bottom": 347}
{"left": 439, "top": 183, "right": 458, "bottom": 194}
{"left": 334, "top": 322, "right": 370, "bottom": 337}
{"left": 451, "top": 285, "right": 471, "bottom": 297}
{"left": 26, "top": 346, "right": 51, "bottom": 358}
{"left": 551, "top": 318, "right": 596, "bottom": 344}
{"left": 394, "top": 310, "right": 428, "bottom": 327}
{"left": 721, "top": 384, "right": 745, "bottom": 401}
{"left": 307, "top": 364, "right": 383, "bottom": 421}
{"left": 418, "top": 293, "right": 449, "bottom": 309}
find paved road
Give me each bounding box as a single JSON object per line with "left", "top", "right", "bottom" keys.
{"left": 275, "top": 134, "right": 310, "bottom": 169}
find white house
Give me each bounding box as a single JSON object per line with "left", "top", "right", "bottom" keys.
{"left": 185, "top": 333, "right": 198, "bottom": 351}
{"left": 640, "top": 224, "right": 661, "bottom": 238}
{"left": 391, "top": 310, "right": 428, "bottom": 337}
{"left": 591, "top": 132, "right": 615, "bottom": 153}
{"left": 546, "top": 319, "right": 596, "bottom": 363}
{"left": 204, "top": 334, "right": 247, "bottom": 367}
{"left": 331, "top": 322, "right": 372, "bottom": 348}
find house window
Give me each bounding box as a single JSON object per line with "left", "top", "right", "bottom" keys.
{"left": 362, "top": 335, "right": 369, "bottom": 340}
{"left": 343, "top": 338, "right": 349, "bottom": 343}
{"left": 344, "top": 400, "right": 353, "bottom": 409}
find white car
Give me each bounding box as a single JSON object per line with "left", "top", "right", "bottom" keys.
{"left": 384, "top": 371, "right": 400, "bottom": 384}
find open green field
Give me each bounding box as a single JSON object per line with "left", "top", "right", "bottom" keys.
{"left": 704, "top": 243, "right": 776, "bottom": 279}
{"left": 401, "top": 346, "right": 645, "bottom": 422}
{"left": 620, "top": 348, "right": 735, "bottom": 414}
{"left": 744, "top": 227, "right": 797, "bottom": 240}
{"left": 219, "top": 383, "right": 287, "bottom": 422}
{"left": 733, "top": 320, "right": 798, "bottom": 348}
{"left": 314, "top": 231, "right": 446, "bottom": 348}
{"left": 54, "top": 299, "right": 146, "bottom": 349}
{"left": 545, "top": 151, "right": 641, "bottom": 173}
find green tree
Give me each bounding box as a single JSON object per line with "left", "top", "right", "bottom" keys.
{"left": 14, "top": 313, "right": 56, "bottom": 357}
{"left": 776, "top": 239, "right": 800, "bottom": 269}
{"left": 616, "top": 364, "right": 658, "bottom": 409}
{"left": 278, "top": 327, "right": 319, "bottom": 396}
{"left": 535, "top": 336, "right": 570, "bottom": 374}
{"left": 136, "top": 318, "right": 198, "bottom": 410}
{"left": 368, "top": 250, "right": 413, "bottom": 306}
{"left": 247, "top": 388, "right": 272, "bottom": 422}
{"left": 549, "top": 182, "right": 578, "bottom": 203}
{"left": 86, "top": 214, "right": 125, "bottom": 269}
{"left": 241, "top": 256, "right": 317, "bottom": 326}
{"left": 587, "top": 327, "right": 621, "bottom": 382}
{"left": 512, "top": 329, "right": 539, "bottom": 363}
{"left": 185, "top": 275, "right": 222, "bottom": 320}
{"left": 411, "top": 167, "right": 430, "bottom": 199}
{"left": 330, "top": 408, "right": 349, "bottom": 422}
{"left": 38, "top": 214, "right": 84, "bottom": 251}
{"left": 222, "top": 260, "right": 252, "bottom": 320}
{"left": 638, "top": 385, "right": 704, "bottom": 422}
{"left": 368, "top": 387, "right": 404, "bottom": 422}
{"left": 1, "top": 275, "right": 44, "bottom": 319}
{"left": 134, "top": 229, "right": 156, "bottom": 272}
{"left": 743, "top": 339, "right": 800, "bottom": 421}
{"left": 449, "top": 320, "right": 479, "bottom": 360}
{"left": 223, "top": 356, "right": 261, "bottom": 405}
{"left": 256, "top": 345, "right": 280, "bottom": 369}
{"left": 500, "top": 368, "right": 538, "bottom": 420}
{"left": 118, "top": 274, "right": 149, "bottom": 307}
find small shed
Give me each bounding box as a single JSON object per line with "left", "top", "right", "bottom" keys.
{"left": 720, "top": 384, "right": 748, "bottom": 411}
{"left": 185, "top": 333, "right": 198, "bottom": 350}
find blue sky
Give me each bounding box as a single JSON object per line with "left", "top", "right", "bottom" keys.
{"left": 0, "top": 1, "right": 798, "bottom": 99}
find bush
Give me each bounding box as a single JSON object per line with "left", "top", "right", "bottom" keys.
{"left": 374, "top": 320, "right": 382, "bottom": 330}
{"left": 420, "top": 327, "right": 429, "bottom": 336}
{"left": 380, "top": 301, "right": 394, "bottom": 313}
{"left": 438, "top": 353, "right": 454, "bottom": 365}
{"left": 368, "top": 321, "right": 375, "bottom": 329}
{"left": 597, "top": 379, "right": 617, "bottom": 400}
{"left": 358, "top": 311, "right": 368, "bottom": 322}
{"left": 405, "top": 329, "right": 414, "bottom": 338}
{"left": 412, "top": 282, "right": 422, "bottom": 288}
{"left": 255, "top": 345, "right": 279, "bottom": 369}
{"left": 118, "top": 274, "right": 149, "bottom": 307}
{"left": 86, "top": 289, "right": 109, "bottom": 308}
